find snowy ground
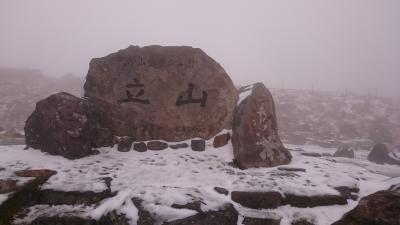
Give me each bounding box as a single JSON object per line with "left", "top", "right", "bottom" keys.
{"left": 1, "top": 141, "right": 399, "bottom": 225}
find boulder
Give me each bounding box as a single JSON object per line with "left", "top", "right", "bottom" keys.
{"left": 191, "top": 139, "right": 206, "bottom": 151}
{"left": 214, "top": 187, "right": 229, "bottom": 195}
{"left": 134, "top": 142, "right": 148, "bottom": 152}
{"left": 232, "top": 83, "right": 292, "bottom": 169}
{"left": 367, "top": 143, "right": 400, "bottom": 165}
{"left": 117, "top": 136, "right": 134, "bottom": 152}
{"left": 332, "top": 188, "right": 400, "bottom": 225}
{"left": 213, "top": 133, "right": 230, "bottom": 148}
{"left": 84, "top": 45, "right": 238, "bottom": 142}
{"left": 147, "top": 141, "right": 168, "bottom": 150}
{"left": 334, "top": 144, "right": 355, "bottom": 158}
{"left": 24, "top": 92, "right": 114, "bottom": 159}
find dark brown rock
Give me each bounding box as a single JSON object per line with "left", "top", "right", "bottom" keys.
{"left": 163, "top": 203, "right": 238, "bottom": 225}
{"left": 147, "top": 141, "right": 168, "bottom": 151}
{"left": 24, "top": 92, "right": 114, "bottom": 159}
{"left": 332, "top": 189, "right": 400, "bottom": 225}
{"left": 134, "top": 142, "right": 148, "bottom": 152}
{"left": 243, "top": 217, "right": 281, "bottom": 225}
{"left": 169, "top": 143, "right": 189, "bottom": 149}
{"left": 84, "top": 45, "right": 238, "bottom": 142}
{"left": 191, "top": 139, "right": 205, "bottom": 151}
{"left": 367, "top": 143, "right": 400, "bottom": 165}
{"left": 232, "top": 83, "right": 292, "bottom": 169}
{"left": 284, "top": 193, "right": 347, "bottom": 208}
{"left": 334, "top": 144, "right": 355, "bottom": 158}
{"left": 213, "top": 133, "right": 230, "bottom": 148}
{"left": 117, "top": 136, "right": 134, "bottom": 152}
{"left": 0, "top": 179, "right": 18, "bottom": 194}
{"left": 231, "top": 191, "right": 284, "bottom": 209}
{"left": 214, "top": 187, "right": 229, "bottom": 195}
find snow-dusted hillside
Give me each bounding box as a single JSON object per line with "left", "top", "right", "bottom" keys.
{"left": 0, "top": 68, "right": 84, "bottom": 143}
{"left": 272, "top": 89, "right": 400, "bottom": 150}
{"left": 1, "top": 142, "right": 399, "bottom": 225}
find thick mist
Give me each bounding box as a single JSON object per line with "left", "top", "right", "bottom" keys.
{"left": 0, "top": 0, "right": 399, "bottom": 97}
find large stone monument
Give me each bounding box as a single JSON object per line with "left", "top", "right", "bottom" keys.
{"left": 232, "top": 83, "right": 292, "bottom": 168}
{"left": 84, "top": 45, "right": 238, "bottom": 142}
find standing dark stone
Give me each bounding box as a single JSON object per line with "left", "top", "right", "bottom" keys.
{"left": 84, "top": 45, "right": 238, "bottom": 142}
{"left": 232, "top": 83, "right": 292, "bottom": 169}
{"left": 367, "top": 143, "right": 400, "bottom": 165}
{"left": 133, "top": 142, "right": 148, "bottom": 152}
{"left": 191, "top": 139, "right": 206, "bottom": 151}
{"left": 333, "top": 144, "right": 355, "bottom": 158}
{"left": 24, "top": 92, "right": 114, "bottom": 159}
{"left": 117, "top": 136, "right": 134, "bottom": 152}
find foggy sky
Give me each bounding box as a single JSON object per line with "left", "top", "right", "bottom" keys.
{"left": 1, "top": 0, "right": 399, "bottom": 97}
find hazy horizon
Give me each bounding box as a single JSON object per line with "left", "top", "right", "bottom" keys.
{"left": 1, "top": 0, "right": 399, "bottom": 97}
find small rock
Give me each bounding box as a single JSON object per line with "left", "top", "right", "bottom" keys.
{"left": 171, "top": 201, "right": 202, "bottom": 212}
{"left": 169, "top": 143, "right": 189, "bottom": 150}
{"left": 147, "top": 141, "right": 168, "bottom": 151}
{"left": 117, "top": 136, "right": 134, "bottom": 152}
{"left": 134, "top": 142, "right": 147, "bottom": 152}
{"left": 0, "top": 179, "right": 18, "bottom": 194}
{"left": 214, "top": 187, "right": 229, "bottom": 195}
{"left": 191, "top": 139, "right": 205, "bottom": 151}
{"left": 231, "top": 191, "right": 284, "bottom": 209}
{"left": 213, "top": 133, "right": 230, "bottom": 148}
{"left": 277, "top": 167, "right": 306, "bottom": 172}
{"left": 243, "top": 217, "right": 281, "bottom": 225}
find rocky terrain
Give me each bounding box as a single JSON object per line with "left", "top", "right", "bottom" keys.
{"left": 1, "top": 46, "right": 399, "bottom": 225}
{"left": 272, "top": 88, "right": 400, "bottom": 150}
{"left": 1, "top": 67, "right": 399, "bottom": 152}
{"left": 1, "top": 143, "right": 399, "bottom": 225}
